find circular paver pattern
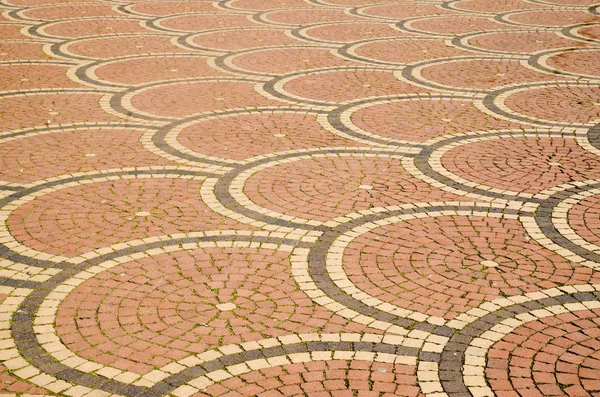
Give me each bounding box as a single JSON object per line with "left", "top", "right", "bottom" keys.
{"left": 228, "top": 47, "right": 362, "bottom": 75}
{"left": 243, "top": 155, "right": 470, "bottom": 222}
{"left": 360, "top": 3, "right": 451, "bottom": 18}
{"left": 190, "top": 29, "right": 300, "bottom": 51}
{"left": 505, "top": 10, "right": 599, "bottom": 27}
{"left": 351, "top": 38, "right": 470, "bottom": 64}
{"left": 64, "top": 35, "right": 188, "bottom": 59}
{"left": 501, "top": 84, "right": 600, "bottom": 125}
{"left": 91, "top": 56, "right": 232, "bottom": 86}
{"left": 57, "top": 247, "right": 384, "bottom": 373}
{"left": 417, "top": 59, "right": 563, "bottom": 91}
{"left": 127, "top": 80, "right": 283, "bottom": 118}
{"left": 280, "top": 69, "right": 427, "bottom": 104}
{"left": 263, "top": 9, "right": 362, "bottom": 25}
{"left": 342, "top": 216, "right": 600, "bottom": 320}
{"left": 0, "top": 92, "right": 121, "bottom": 130}
{"left": 348, "top": 99, "right": 523, "bottom": 142}
{"left": 7, "top": 178, "right": 252, "bottom": 257}
{"left": 40, "top": 18, "right": 150, "bottom": 38}
{"left": 20, "top": 4, "right": 121, "bottom": 21}
{"left": 0, "top": 64, "right": 79, "bottom": 91}
{"left": 176, "top": 111, "right": 360, "bottom": 161}
{"left": 578, "top": 24, "right": 600, "bottom": 41}
{"left": 464, "top": 31, "right": 587, "bottom": 54}
{"left": 300, "top": 22, "right": 405, "bottom": 43}
{"left": 487, "top": 309, "right": 600, "bottom": 397}
{"left": 127, "top": 1, "right": 223, "bottom": 16}
{"left": 156, "top": 14, "right": 256, "bottom": 32}
{"left": 545, "top": 49, "right": 600, "bottom": 78}
{"left": 1, "top": 0, "right": 600, "bottom": 396}
{"left": 451, "top": 0, "right": 538, "bottom": 13}
{"left": 568, "top": 193, "right": 600, "bottom": 247}
{"left": 406, "top": 16, "right": 512, "bottom": 35}
{"left": 0, "top": 128, "right": 175, "bottom": 183}
{"left": 441, "top": 136, "right": 600, "bottom": 194}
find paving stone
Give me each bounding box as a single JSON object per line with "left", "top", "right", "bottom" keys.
{"left": 0, "top": 1, "right": 599, "bottom": 396}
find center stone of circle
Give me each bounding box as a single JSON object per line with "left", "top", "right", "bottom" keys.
{"left": 135, "top": 211, "right": 151, "bottom": 217}
{"left": 359, "top": 185, "right": 373, "bottom": 190}
{"left": 216, "top": 302, "right": 236, "bottom": 311}
{"left": 481, "top": 260, "right": 499, "bottom": 268}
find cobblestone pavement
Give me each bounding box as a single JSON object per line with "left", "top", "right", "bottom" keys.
{"left": 0, "top": 0, "right": 600, "bottom": 396}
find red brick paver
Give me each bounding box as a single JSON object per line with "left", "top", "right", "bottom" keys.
{"left": 1, "top": 1, "right": 600, "bottom": 397}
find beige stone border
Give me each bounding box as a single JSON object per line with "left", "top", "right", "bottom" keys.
{"left": 406, "top": 55, "right": 565, "bottom": 96}
{"left": 199, "top": 177, "right": 301, "bottom": 232}
{"left": 0, "top": 122, "right": 144, "bottom": 140}
{"left": 400, "top": 14, "right": 503, "bottom": 37}
{"left": 10, "top": 4, "right": 127, "bottom": 23}
{"left": 317, "top": 112, "right": 408, "bottom": 148}
{"left": 576, "top": 134, "right": 600, "bottom": 158}
{"left": 252, "top": 7, "right": 355, "bottom": 28}
{"left": 0, "top": 258, "right": 60, "bottom": 283}
{"left": 295, "top": 20, "right": 404, "bottom": 45}
{"left": 519, "top": 211, "right": 600, "bottom": 268}
{"left": 55, "top": 33, "right": 182, "bottom": 61}
{"left": 0, "top": 88, "right": 151, "bottom": 126}
{"left": 291, "top": 245, "right": 432, "bottom": 339}
{"left": 151, "top": 12, "right": 253, "bottom": 34}
{"left": 342, "top": 36, "right": 454, "bottom": 66}
{"left": 182, "top": 26, "right": 312, "bottom": 52}
{"left": 560, "top": 23, "right": 600, "bottom": 44}
{"left": 552, "top": 186, "right": 600, "bottom": 255}
{"left": 403, "top": 136, "right": 522, "bottom": 205}
{"left": 169, "top": 345, "right": 419, "bottom": 397}
{"left": 119, "top": 1, "right": 224, "bottom": 18}
{"left": 343, "top": 4, "right": 408, "bottom": 21}
{"left": 147, "top": 332, "right": 418, "bottom": 390}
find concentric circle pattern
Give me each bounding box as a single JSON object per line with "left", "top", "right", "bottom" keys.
{"left": 487, "top": 309, "right": 600, "bottom": 397}
{"left": 57, "top": 248, "right": 384, "bottom": 374}
{"left": 243, "top": 155, "right": 470, "bottom": 222}
{"left": 1, "top": 0, "right": 600, "bottom": 396}
{"left": 342, "top": 216, "right": 600, "bottom": 320}
{"left": 441, "top": 136, "right": 600, "bottom": 194}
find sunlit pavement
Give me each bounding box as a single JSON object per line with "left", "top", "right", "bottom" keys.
{"left": 0, "top": 0, "right": 600, "bottom": 396}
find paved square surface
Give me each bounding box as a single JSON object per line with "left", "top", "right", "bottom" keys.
{"left": 1, "top": 0, "right": 600, "bottom": 396}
